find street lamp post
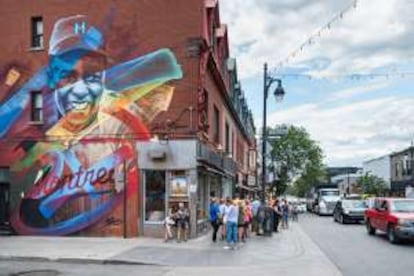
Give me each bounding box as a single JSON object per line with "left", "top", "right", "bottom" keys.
{"left": 261, "top": 63, "right": 285, "bottom": 204}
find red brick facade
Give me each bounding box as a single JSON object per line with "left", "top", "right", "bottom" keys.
{"left": 0, "top": 0, "right": 256, "bottom": 237}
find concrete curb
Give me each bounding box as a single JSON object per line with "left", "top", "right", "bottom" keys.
{"left": 0, "top": 256, "right": 161, "bottom": 266}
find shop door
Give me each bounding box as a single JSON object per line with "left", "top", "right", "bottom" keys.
{"left": 0, "top": 183, "right": 9, "bottom": 225}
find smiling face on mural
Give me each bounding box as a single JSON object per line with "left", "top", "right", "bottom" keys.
{"left": 51, "top": 52, "right": 106, "bottom": 132}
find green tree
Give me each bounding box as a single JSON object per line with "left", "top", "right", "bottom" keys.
{"left": 356, "top": 173, "right": 387, "bottom": 196}
{"left": 269, "top": 125, "right": 325, "bottom": 197}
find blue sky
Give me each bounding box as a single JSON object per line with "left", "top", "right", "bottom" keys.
{"left": 220, "top": 0, "right": 414, "bottom": 167}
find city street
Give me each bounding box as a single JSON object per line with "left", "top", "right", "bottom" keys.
{"left": 1, "top": 214, "right": 414, "bottom": 275}
{"left": 300, "top": 213, "right": 414, "bottom": 276}
{"left": 0, "top": 222, "right": 341, "bottom": 276}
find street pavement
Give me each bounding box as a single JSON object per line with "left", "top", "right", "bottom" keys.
{"left": 300, "top": 213, "right": 414, "bottom": 276}
{"left": 0, "top": 222, "right": 341, "bottom": 276}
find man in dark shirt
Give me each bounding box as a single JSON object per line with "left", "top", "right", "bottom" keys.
{"left": 209, "top": 197, "right": 220, "bottom": 242}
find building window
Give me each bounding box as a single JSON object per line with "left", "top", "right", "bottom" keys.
{"left": 200, "top": 90, "right": 209, "bottom": 132}
{"left": 395, "top": 162, "right": 400, "bottom": 178}
{"left": 249, "top": 150, "right": 254, "bottom": 169}
{"left": 244, "top": 147, "right": 248, "bottom": 171}
{"left": 404, "top": 154, "right": 412, "bottom": 176}
{"left": 0, "top": 167, "right": 10, "bottom": 183}
{"left": 31, "top": 17, "right": 43, "bottom": 48}
{"left": 144, "top": 170, "right": 166, "bottom": 223}
{"left": 30, "top": 91, "right": 43, "bottom": 122}
{"left": 209, "top": 15, "right": 216, "bottom": 53}
{"left": 225, "top": 122, "right": 230, "bottom": 154}
{"left": 213, "top": 105, "right": 220, "bottom": 144}
{"left": 231, "top": 131, "right": 235, "bottom": 159}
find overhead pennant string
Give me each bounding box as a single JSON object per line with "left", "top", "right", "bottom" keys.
{"left": 273, "top": 71, "right": 414, "bottom": 81}
{"left": 272, "top": 0, "right": 359, "bottom": 73}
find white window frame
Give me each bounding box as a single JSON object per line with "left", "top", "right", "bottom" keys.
{"left": 30, "top": 91, "right": 43, "bottom": 123}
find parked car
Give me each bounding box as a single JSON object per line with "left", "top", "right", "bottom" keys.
{"left": 365, "top": 198, "right": 414, "bottom": 244}
{"left": 297, "top": 203, "right": 307, "bottom": 213}
{"left": 333, "top": 199, "right": 367, "bottom": 224}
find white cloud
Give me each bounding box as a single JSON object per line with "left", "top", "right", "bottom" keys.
{"left": 265, "top": 96, "right": 414, "bottom": 166}
{"left": 220, "top": 1, "right": 414, "bottom": 167}
{"left": 323, "top": 81, "right": 388, "bottom": 103}
{"left": 220, "top": 0, "right": 414, "bottom": 78}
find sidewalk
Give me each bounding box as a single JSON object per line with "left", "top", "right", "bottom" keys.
{"left": 0, "top": 223, "right": 342, "bottom": 275}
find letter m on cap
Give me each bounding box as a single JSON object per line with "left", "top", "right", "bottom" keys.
{"left": 73, "top": 21, "right": 86, "bottom": 34}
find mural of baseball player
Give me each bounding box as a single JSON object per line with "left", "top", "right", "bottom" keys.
{"left": 0, "top": 14, "right": 182, "bottom": 236}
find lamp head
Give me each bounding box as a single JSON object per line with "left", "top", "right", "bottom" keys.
{"left": 273, "top": 80, "right": 285, "bottom": 102}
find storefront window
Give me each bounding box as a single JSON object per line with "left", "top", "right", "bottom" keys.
{"left": 222, "top": 177, "right": 233, "bottom": 198}
{"left": 210, "top": 175, "right": 221, "bottom": 198}
{"left": 144, "top": 170, "right": 166, "bottom": 223}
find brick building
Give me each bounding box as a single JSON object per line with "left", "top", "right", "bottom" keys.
{"left": 0, "top": 0, "right": 256, "bottom": 238}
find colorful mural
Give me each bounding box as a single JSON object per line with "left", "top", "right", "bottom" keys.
{"left": 0, "top": 15, "right": 182, "bottom": 235}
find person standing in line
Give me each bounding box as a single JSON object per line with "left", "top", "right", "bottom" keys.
{"left": 224, "top": 198, "right": 238, "bottom": 250}
{"left": 209, "top": 197, "right": 220, "bottom": 242}
{"left": 251, "top": 197, "right": 261, "bottom": 233}
{"left": 237, "top": 200, "right": 245, "bottom": 243}
{"left": 273, "top": 199, "right": 281, "bottom": 232}
{"left": 244, "top": 199, "right": 253, "bottom": 239}
{"left": 218, "top": 198, "right": 226, "bottom": 240}
{"left": 281, "top": 199, "right": 289, "bottom": 229}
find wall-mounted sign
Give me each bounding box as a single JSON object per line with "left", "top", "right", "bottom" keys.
{"left": 5, "top": 68, "right": 21, "bottom": 86}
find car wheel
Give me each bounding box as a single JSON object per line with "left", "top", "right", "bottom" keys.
{"left": 339, "top": 214, "right": 345, "bottom": 224}
{"left": 366, "top": 220, "right": 375, "bottom": 235}
{"left": 387, "top": 225, "right": 400, "bottom": 244}
{"left": 333, "top": 214, "right": 337, "bottom": 222}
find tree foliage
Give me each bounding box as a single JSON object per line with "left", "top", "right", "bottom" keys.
{"left": 356, "top": 173, "right": 387, "bottom": 196}
{"left": 269, "top": 125, "right": 325, "bottom": 197}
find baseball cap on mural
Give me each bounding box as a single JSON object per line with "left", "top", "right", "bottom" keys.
{"left": 48, "top": 15, "right": 105, "bottom": 57}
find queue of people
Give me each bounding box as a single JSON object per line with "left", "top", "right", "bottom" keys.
{"left": 210, "top": 197, "right": 300, "bottom": 249}
{"left": 163, "top": 196, "right": 300, "bottom": 246}
{"left": 209, "top": 197, "right": 254, "bottom": 250}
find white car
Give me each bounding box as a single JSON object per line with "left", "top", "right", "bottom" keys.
{"left": 297, "top": 203, "right": 307, "bottom": 213}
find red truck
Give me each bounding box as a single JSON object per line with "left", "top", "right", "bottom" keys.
{"left": 364, "top": 197, "right": 414, "bottom": 244}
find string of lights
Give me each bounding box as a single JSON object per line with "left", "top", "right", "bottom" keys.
{"left": 273, "top": 71, "right": 414, "bottom": 81}
{"left": 273, "top": 0, "right": 359, "bottom": 72}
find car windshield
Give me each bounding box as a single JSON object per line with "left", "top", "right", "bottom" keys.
{"left": 321, "top": 191, "right": 339, "bottom": 196}
{"left": 390, "top": 200, "right": 414, "bottom": 213}
{"left": 343, "top": 200, "right": 366, "bottom": 209}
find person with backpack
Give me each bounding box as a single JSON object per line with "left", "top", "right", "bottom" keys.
{"left": 209, "top": 197, "right": 220, "bottom": 242}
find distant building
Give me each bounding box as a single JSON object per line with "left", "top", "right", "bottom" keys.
{"left": 390, "top": 147, "right": 414, "bottom": 195}
{"left": 331, "top": 170, "right": 363, "bottom": 196}
{"left": 363, "top": 155, "right": 391, "bottom": 189}
{"left": 326, "top": 167, "right": 361, "bottom": 184}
